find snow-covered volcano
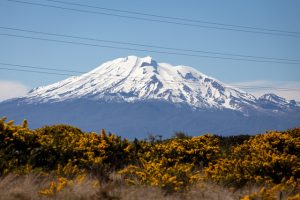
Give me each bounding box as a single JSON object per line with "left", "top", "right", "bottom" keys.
{"left": 26, "top": 56, "right": 257, "bottom": 111}
{"left": 1, "top": 56, "right": 299, "bottom": 138}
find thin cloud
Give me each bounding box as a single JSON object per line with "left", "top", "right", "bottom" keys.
{"left": 0, "top": 80, "right": 29, "bottom": 101}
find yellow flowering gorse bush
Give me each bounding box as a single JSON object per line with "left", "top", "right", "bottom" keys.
{"left": 1, "top": 116, "right": 299, "bottom": 195}
{"left": 205, "top": 129, "right": 300, "bottom": 187}
{"left": 120, "top": 135, "right": 221, "bottom": 192}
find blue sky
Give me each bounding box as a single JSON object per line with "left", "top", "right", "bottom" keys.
{"left": 0, "top": 0, "right": 300, "bottom": 100}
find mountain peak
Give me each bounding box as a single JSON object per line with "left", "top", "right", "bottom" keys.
{"left": 24, "top": 56, "right": 262, "bottom": 111}
{"left": 138, "top": 55, "right": 153, "bottom": 63}
{"left": 124, "top": 55, "right": 158, "bottom": 67}
{"left": 259, "top": 93, "right": 288, "bottom": 103}
{"left": 89, "top": 56, "right": 157, "bottom": 74}
{"left": 140, "top": 56, "right": 158, "bottom": 68}
{"left": 258, "top": 93, "right": 297, "bottom": 110}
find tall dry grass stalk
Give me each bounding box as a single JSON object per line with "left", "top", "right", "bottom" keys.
{"left": 0, "top": 173, "right": 261, "bottom": 200}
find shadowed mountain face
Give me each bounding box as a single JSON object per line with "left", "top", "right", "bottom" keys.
{"left": 0, "top": 56, "right": 299, "bottom": 138}
{"left": 1, "top": 99, "right": 299, "bottom": 139}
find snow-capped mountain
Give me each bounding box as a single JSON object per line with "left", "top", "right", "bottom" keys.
{"left": 258, "top": 93, "right": 298, "bottom": 110}
{"left": 26, "top": 55, "right": 257, "bottom": 111}
{"left": 1, "top": 56, "right": 299, "bottom": 138}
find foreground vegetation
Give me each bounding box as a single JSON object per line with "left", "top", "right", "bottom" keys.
{"left": 0, "top": 117, "right": 299, "bottom": 199}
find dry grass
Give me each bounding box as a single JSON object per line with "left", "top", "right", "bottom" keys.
{"left": 0, "top": 174, "right": 47, "bottom": 200}
{"left": 0, "top": 173, "right": 261, "bottom": 200}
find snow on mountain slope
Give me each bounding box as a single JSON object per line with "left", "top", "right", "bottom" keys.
{"left": 25, "top": 56, "right": 258, "bottom": 110}
{"left": 259, "top": 93, "right": 290, "bottom": 105}
{"left": 258, "top": 93, "right": 298, "bottom": 110}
